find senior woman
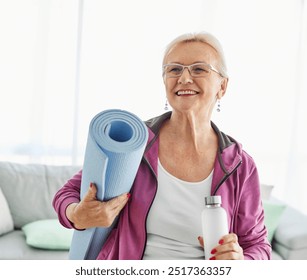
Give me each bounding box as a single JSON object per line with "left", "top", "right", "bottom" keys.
{"left": 53, "top": 32, "right": 271, "bottom": 260}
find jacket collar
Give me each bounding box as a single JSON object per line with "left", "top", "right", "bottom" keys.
{"left": 144, "top": 111, "right": 243, "bottom": 196}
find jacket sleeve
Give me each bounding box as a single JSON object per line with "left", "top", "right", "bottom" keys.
{"left": 52, "top": 170, "right": 82, "bottom": 229}
{"left": 235, "top": 153, "right": 272, "bottom": 260}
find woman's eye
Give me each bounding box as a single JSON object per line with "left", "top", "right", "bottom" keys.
{"left": 169, "top": 67, "right": 182, "bottom": 73}
{"left": 193, "top": 67, "right": 208, "bottom": 73}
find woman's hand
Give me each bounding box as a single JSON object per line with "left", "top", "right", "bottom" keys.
{"left": 66, "top": 182, "right": 130, "bottom": 230}
{"left": 198, "top": 233, "right": 244, "bottom": 260}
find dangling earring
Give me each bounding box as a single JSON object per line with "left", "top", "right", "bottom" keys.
{"left": 164, "top": 99, "right": 169, "bottom": 111}
{"left": 216, "top": 99, "right": 221, "bottom": 112}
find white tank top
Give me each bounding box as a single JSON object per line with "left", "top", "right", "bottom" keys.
{"left": 143, "top": 159, "right": 213, "bottom": 259}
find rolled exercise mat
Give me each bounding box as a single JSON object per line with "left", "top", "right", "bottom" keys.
{"left": 69, "top": 109, "right": 148, "bottom": 260}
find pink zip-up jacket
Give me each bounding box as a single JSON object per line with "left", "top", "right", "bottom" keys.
{"left": 53, "top": 112, "right": 271, "bottom": 260}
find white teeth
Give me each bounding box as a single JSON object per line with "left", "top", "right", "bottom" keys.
{"left": 177, "top": 90, "right": 197, "bottom": 96}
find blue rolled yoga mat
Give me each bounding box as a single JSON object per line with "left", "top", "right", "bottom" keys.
{"left": 69, "top": 109, "right": 148, "bottom": 260}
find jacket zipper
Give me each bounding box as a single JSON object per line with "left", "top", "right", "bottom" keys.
{"left": 140, "top": 156, "right": 158, "bottom": 259}
{"left": 213, "top": 160, "right": 242, "bottom": 195}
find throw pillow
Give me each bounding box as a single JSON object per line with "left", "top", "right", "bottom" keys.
{"left": 0, "top": 188, "right": 14, "bottom": 236}
{"left": 263, "top": 200, "right": 286, "bottom": 243}
{"left": 22, "top": 219, "right": 73, "bottom": 250}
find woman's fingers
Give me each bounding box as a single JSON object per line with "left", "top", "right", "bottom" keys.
{"left": 198, "top": 236, "right": 204, "bottom": 248}
{"left": 99, "top": 193, "right": 130, "bottom": 226}
{"left": 105, "top": 193, "right": 130, "bottom": 211}
{"left": 70, "top": 182, "right": 130, "bottom": 229}
{"left": 210, "top": 233, "right": 244, "bottom": 260}
{"left": 219, "top": 233, "right": 238, "bottom": 245}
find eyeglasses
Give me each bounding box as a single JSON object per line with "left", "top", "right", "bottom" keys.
{"left": 162, "top": 63, "right": 223, "bottom": 78}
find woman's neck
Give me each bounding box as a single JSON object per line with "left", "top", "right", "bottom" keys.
{"left": 165, "top": 111, "right": 214, "bottom": 154}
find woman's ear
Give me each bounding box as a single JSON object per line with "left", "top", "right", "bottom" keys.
{"left": 218, "top": 77, "right": 228, "bottom": 99}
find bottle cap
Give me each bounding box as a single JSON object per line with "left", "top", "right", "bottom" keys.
{"left": 205, "top": 195, "right": 222, "bottom": 205}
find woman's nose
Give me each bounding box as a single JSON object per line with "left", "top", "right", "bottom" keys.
{"left": 178, "top": 68, "right": 193, "bottom": 84}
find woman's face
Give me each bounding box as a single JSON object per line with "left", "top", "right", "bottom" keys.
{"left": 163, "top": 41, "right": 227, "bottom": 118}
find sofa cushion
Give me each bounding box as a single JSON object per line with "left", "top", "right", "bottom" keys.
{"left": 274, "top": 206, "right": 307, "bottom": 250}
{"left": 0, "top": 188, "right": 14, "bottom": 236}
{"left": 0, "top": 230, "right": 69, "bottom": 260}
{"left": 0, "top": 161, "right": 80, "bottom": 228}
{"left": 22, "top": 219, "right": 73, "bottom": 250}
{"left": 263, "top": 200, "right": 286, "bottom": 243}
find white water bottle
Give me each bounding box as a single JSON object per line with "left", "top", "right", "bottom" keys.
{"left": 201, "top": 195, "right": 229, "bottom": 260}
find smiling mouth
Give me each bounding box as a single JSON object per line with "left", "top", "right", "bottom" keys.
{"left": 176, "top": 90, "right": 199, "bottom": 96}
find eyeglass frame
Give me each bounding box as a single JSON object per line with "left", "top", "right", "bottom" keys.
{"left": 162, "top": 62, "right": 224, "bottom": 78}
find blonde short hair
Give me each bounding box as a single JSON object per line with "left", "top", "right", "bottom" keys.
{"left": 163, "top": 32, "right": 228, "bottom": 78}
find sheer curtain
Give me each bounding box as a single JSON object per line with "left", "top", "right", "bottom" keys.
{"left": 0, "top": 0, "right": 306, "bottom": 214}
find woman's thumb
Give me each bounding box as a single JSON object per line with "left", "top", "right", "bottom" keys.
{"left": 84, "top": 182, "right": 97, "bottom": 200}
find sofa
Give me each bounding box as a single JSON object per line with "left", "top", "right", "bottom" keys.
{"left": 0, "top": 161, "right": 307, "bottom": 260}
{"left": 0, "top": 161, "right": 80, "bottom": 260}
